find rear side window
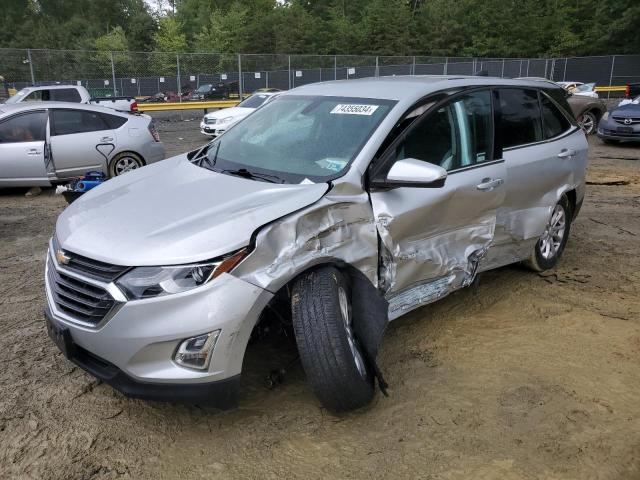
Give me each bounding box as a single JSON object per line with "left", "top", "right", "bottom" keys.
{"left": 540, "top": 94, "right": 571, "bottom": 139}
{"left": 51, "top": 88, "right": 81, "bottom": 102}
{"left": 51, "top": 109, "right": 109, "bottom": 135}
{"left": 100, "top": 113, "right": 127, "bottom": 129}
{"left": 497, "top": 89, "right": 543, "bottom": 149}
{"left": 24, "top": 90, "right": 49, "bottom": 102}
{"left": 0, "top": 111, "right": 47, "bottom": 143}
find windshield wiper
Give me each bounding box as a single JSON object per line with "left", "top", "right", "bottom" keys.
{"left": 221, "top": 168, "right": 284, "bottom": 183}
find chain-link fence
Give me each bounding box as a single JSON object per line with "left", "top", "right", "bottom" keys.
{"left": 2, "top": 48, "right": 639, "bottom": 100}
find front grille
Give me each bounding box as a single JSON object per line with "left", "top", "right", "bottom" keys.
{"left": 205, "top": 117, "right": 217, "bottom": 125}
{"left": 47, "top": 264, "right": 116, "bottom": 325}
{"left": 613, "top": 116, "right": 640, "bottom": 125}
{"left": 52, "top": 237, "right": 128, "bottom": 281}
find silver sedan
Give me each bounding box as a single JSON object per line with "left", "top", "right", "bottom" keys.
{"left": 0, "top": 102, "right": 165, "bottom": 187}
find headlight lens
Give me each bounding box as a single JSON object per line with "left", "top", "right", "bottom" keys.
{"left": 116, "top": 248, "right": 248, "bottom": 300}
{"left": 220, "top": 116, "right": 234, "bottom": 123}
{"left": 602, "top": 111, "right": 609, "bottom": 121}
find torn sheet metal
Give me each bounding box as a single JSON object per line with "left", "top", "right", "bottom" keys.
{"left": 234, "top": 180, "right": 379, "bottom": 293}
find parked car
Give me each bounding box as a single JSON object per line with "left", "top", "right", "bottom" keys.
{"left": 618, "top": 94, "right": 639, "bottom": 107}
{"left": 2, "top": 84, "right": 138, "bottom": 112}
{"left": 45, "top": 76, "right": 587, "bottom": 412}
{"left": 597, "top": 102, "right": 640, "bottom": 143}
{"left": 0, "top": 102, "right": 165, "bottom": 187}
{"left": 625, "top": 82, "right": 640, "bottom": 100}
{"left": 518, "top": 78, "right": 606, "bottom": 134}
{"left": 557, "top": 82, "right": 599, "bottom": 98}
{"left": 200, "top": 91, "right": 280, "bottom": 136}
{"left": 189, "top": 82, "right": 239, "bottom": 101}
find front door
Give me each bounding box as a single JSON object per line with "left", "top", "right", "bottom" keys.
{"left": 49, "top": 108, "right": 116, "bottom": 178}
{"left": 369, "top": 90, "right": 506, "bottom": 319}
{"left": 0, "top": 110, "right": 50, "bottom": 186}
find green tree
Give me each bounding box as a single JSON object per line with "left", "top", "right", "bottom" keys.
{"left": 153, "top": 16, "right": 188, "bottom": 52}
{"left": 194, "top": 2, "right": 250, "bottom": 53}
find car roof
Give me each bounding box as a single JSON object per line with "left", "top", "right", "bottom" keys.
{"left": 0, "top": 101, "right": 128, "bottom": 117}
{"left": 287, "top": 75, "right": 564, "bottom": 103}
{"left": 19, "top": 84, "right": 83, "bottom": 90}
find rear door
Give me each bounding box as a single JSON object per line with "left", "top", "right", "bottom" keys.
{"left": 369, "top": 89, "right": 506, "bottom": 316}
{"left": 49, "top": 108, "right": 116, "bottom": 178}
{"left": 0, "top": 110, "right": 50, "bottom": 186}
{"left": 486, "top": 87, "right": 586, "bottom": 267}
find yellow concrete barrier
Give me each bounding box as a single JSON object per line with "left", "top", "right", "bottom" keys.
{"left": 594, "top": 86, "right": 627, "bottom": 92}
{"left": 136, "top": 100, "right": 240, "bottom": 111}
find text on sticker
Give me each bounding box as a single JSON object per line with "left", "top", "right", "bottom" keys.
{"left": 330, "top": 104, "right": 379, "bottom": 115}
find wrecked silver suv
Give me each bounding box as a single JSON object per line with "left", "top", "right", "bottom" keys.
{"left": 45, "top": 76, "right": 588, "bottom": 411}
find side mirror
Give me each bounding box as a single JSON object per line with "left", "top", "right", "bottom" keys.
{"left": 374, "top": 158, "right": 447, "bottom": 188}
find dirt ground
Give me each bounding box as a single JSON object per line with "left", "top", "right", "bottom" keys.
{"left": 0, "top": 119, "right": 639, "bottom": 479}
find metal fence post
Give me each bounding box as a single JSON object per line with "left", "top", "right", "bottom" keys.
{"left": 562, "top": 58, "right": 568, "bottom": 81}
{"left": 412, "top": 55, "right": 416, "bottom": 75}
{"left": 608, "top": 55, "right": 616, "bottom": 99}
{"left": 375, "top": 56, "right": 379, "bottom": 77}
{"left": 27, "top": 49, "right": 35, "bottom": 85}
{"left": 288, "top": 55, "right": 292, "bottom": 90}
{"left": 334, "top": 55, "right": 337, "bottom": 80}
{"left": 238, "top": 54, "right": 243, "bottom": 100}
{"left": 444, "top": 57, "right": 448, "bottom": 75}
{"left": 176, "top": 54, "right": 182, "bottom": 102}
{"left": 501, "top": 58, "right": 505, "bottom": 78}
{"left": 110, "top": 51, "right": 117, "bottom": 96}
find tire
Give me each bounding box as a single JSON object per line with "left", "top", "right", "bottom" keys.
{"left": 109, "top": 152, "right": 144, "bottom": 177}
{"left": 526, "top": 195, "right": 572, "bottom": 272}
{"left": 578, "top": 110, "right": 598, "bottom": 135}
{"left": 291, "top": 266, "right": 374, "bottom": 412}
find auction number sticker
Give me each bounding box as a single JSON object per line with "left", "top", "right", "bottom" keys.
{"left": 330, "top": 104, "right": 379, "bottom": 115}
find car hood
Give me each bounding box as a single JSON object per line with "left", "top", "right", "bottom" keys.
{"left": 204, "top": 107, "right": 253, "bottom": 120}
{"left": 612, "top": 103, "right": 640, "bottom": 116}
{"left": 55, "top": 155, "right": 329, "bottom": 266}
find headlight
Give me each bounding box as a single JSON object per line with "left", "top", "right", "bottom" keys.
{"left": 220, "top": 116, "right": 234, "bottom": 123}
{"left": 116, "top": 248, "right": 248, "bottom": 300}
{"left": 602, "top": 111, "right": 609, "bottom": 121}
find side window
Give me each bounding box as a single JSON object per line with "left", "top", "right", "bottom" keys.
{"left": 24, "top": 90, "right": 48, "bottom": 102}
{"left": 390, "top": 90, "right": 493, "bottom": 171}
{"left": 51, "top": 109, "right": 109, "bottom": 136}
{"left": 100, "top": 113, "right": 127, "bottom": 129}
{"left": 540, "top": 93, "right": 571, "bottom": 139}
{"left": 497, "top": 89, "right": 543, "bottom": 149}
{"left": 52, "top": 88, "right": 81, "bottom": 102}
{"left": 0, "top": 111, "right": 47, "bottom": 143}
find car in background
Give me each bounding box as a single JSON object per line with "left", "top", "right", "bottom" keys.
{"left": 189, "top": 82, "right": 239, "bottom": 101}
{"left": 557, "top": 82, "right": 599, "bottom": 98}
{"left": 3, "top": 84, "right": 138, "bottom": 112}
{"left": 518, "top": 77, "right": 606, "bottom": 134}
{"left": 200, "top": 91, "right": 280, "bottom": 136}
{"left": 0, "top": 102, "right": 165, "bottom": 187}
{"left": 597, "top": 102, "right": 640, "bottom": 143}
{"left": 618, "top": 94, "right": 639, "bottom": 107}
{"left": 625, "top": 82, "right": 640, "bottom": 101}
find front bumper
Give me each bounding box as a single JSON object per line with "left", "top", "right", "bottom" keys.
{"left": 199, "top": 121, "right": 227, "bottom": 136}
{"left": 597, "top": 122, "right": 640, "bottom": 141}
{"left": 44, "top": 247, "right": 273, "bottom": 402}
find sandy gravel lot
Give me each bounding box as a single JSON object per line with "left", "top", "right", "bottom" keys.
{"left": 0, "top": 120, "right": 638, "bottom": 479}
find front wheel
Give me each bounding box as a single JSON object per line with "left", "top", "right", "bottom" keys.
{"left": 109, "top": 152, "right": 144, "bottom": 177}
{"left": 526, "top": 196, "right": 571, "bottom": 272}
{"left": 291, "top": 267, "right": 374, "bottom": 412}
{"left": 578, "top": 111, "right": 598, "bottom": 135}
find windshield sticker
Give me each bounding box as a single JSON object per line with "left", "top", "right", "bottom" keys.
{"left": 330, "top": 104, "right": 379, "bottom": 116}
{"left": 316, "top": 158, "right": 347, "bottom": 172}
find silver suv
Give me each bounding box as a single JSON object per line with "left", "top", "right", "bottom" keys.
{"left": 45, "top": 76, "right": 588, "bottom": 412}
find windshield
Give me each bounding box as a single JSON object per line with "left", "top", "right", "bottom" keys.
{"left": 196, "top": 84, "right": 212, "bottom": 93}
{"left": 5, "top": 88, "right": 31, "bottom": 104}
{"left": 575, "top": 83, "right": 595, "bottom": 92}
{"left": 203, "top": 95, "right": 394, "bottom": 183}
{"left": 238, "top": 94, "right": 271, "bottom": 109}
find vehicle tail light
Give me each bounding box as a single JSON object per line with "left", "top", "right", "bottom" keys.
{"left": 625, "top": 85, "right": 630, "bottom": 99}
{"left": 131, "top": 101, "right": 138, "bottom": 112}
{"left": 148, "top": 122, "right": 160, "bottom": 142}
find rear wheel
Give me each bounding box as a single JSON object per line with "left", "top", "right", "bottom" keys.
{"left": 578, "top": 111, "right": 598, "bottom": 135}
{"left": 526, "top": 196, "right": 571, "bottom": 272}
{"left": 109, "top": 152, "right": 144, "bottom": 177}
{"left": 291, "top": 267, "right": 374, "bottom": 412}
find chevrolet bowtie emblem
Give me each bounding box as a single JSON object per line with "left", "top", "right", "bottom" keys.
{"left": 55, "top": 249, "right": 71, "bottom": 265}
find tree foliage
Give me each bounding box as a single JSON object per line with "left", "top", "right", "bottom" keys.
{"left": 0, "top": 0, "right": 638, "bottom": 57}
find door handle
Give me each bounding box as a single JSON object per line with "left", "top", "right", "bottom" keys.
{"left": 100, "top": 137, "right": 114, "bottom": 142}
{"left": 26, "top": 148, "right": 42, "bottom": 155}
{"left": 557, "top": 148, "right": 576, "bottom": 159}
{"left": 476, "top": 178, "right": 504, "bottom": 191}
